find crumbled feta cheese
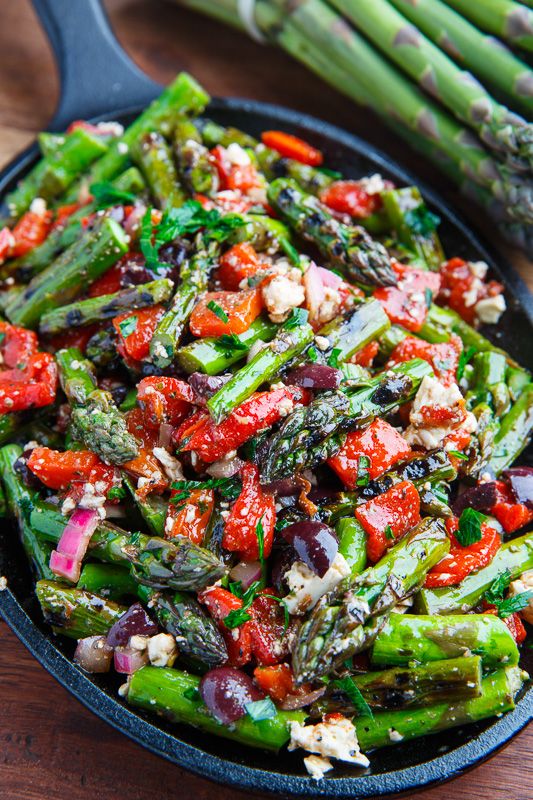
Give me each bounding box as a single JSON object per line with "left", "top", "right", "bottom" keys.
{"left": 152, "top": 447, "right": 184, "bottom": 482}
{"left": 403, "top": 375, "right": 477, "bottom": 450}
{"left": 225, "top": 142, "right": 251, "bottom": 166}
{"left": 468, "top": 260, "right": 489, "bottom": 280}
{"left": 278, "top": 396, "right": 294, "bottom": 417}
{"left": 388, "top": 728, "right": 404, "bottom": 742}
{"left": 284, "top": 554, "right": 350, "bottom": 615}
{"left": 78, "top": 482, "right": 107, "bottom": 511}
{"left": 30, "top": 197, "right": 47, "bottom": 215}
{"left": 509, "top": 570, "right": 533, "bottom": 624}
{"left": 359, "top": 173, "right": 386, "bottom": 195}
{"left": 304, "top": 755, "right": 333, "bottom": 780}
{"left": 475, "top": 294, "right": 506, "bottom": 325}
{"left": 261, "top": 274, "right": 305, "bottom": 323}
{"left": 289, "top": 716, "right": 369, "bottom": 768}
{"left": 314, "top": 335, "right": 330, "bottom": 351}
{"left": 130, "top": 635, "right": 149, "bottom": 651}
{"left": 61, "top": 496, "right": 77, "bottom": 516}
{"left": 152, "top": 341, "right": 169, "bottom": 360}
{"left": 147, "top": 633, "right": 177, "bottom": 667}
{"left": 462, "top": 279, "right": 484, "bottom": 308}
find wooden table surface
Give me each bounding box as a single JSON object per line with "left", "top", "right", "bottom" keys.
{"left": 0, "top": 1, "right": 531, "bottom": 798}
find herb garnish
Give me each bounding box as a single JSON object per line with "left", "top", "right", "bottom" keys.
{"left": 456, "top": 346, "right": 476, "bottom": 382}
{"left": 333, "top": 676, "right": 374, "bottom": 719}
{"left": 90, "top": 181, "right": 137, "bottom": 208}
{"left": 356, "top": 454, "right": 371, "bottom": 487}
{"left": 404, "top": 205, "right": 440, "bottom": 236}
{"left": 118, "top": 315, "right": 138, "bottom": 338}
{"left": 448, "top": 450, "right": 468, "bottom": 460}
{"left": 484, "top": 570, "right": 532, "bottom": 618}
{"left": 284, "top": 307, "right": 308, "bottom": 330}
{"left": 456, "top": 507, "right": 486, "bottom": 547}
{"left": 245, "top": 697, "right": 277, "bottom": 722}
{"left": 216, "top": 333, "right": 248, "bottom": 357}
{"left": 327, "top": 348, "right": 342, "bottom": 369}
{"left": 207, "top": 300, "right": 229, "bottom": 323}
{"left": 170, "top": 477, "right": 240, "bottom": 510}
{"left": 384, "top": 524, "right": 394, "bottom": 540}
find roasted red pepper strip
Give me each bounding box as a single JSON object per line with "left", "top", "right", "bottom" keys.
{"left": 483, "top": 606, "right": 527, "bottom": 644}
{"left": 424, "top": 518, "right": 501, "bottom": 588}
{"left": 249, "top": 589, "right": 295, "bottom": 666}
{"left": 27, "top": 447, "right": 116, "bottom": 491}
{"left": 113, "top": 305, "right": 164, "bottom": 362}
{"left": 217, "top": 242, "right": 262, "bottom": 291}
{"left": 198, "top": 585, "right": 252, "bottom": 667}
{"left": 355, "top": 480, "right": 421, "bottom": 563}
{"left": 387, "top": 334, "right": 462, "bottom": 386}
{"left": 320, "top": 180, "right": 383, "bottom": 218}
{"left": 439, "top": 258, "right": 504, "bottom": 325}
{"left": 181, "top": 386, "right": 311, "bottom": 463}
{"left": 11, "top": 209, "right": 53, "bottom": 258}
{"left": 350, "top": 340, "right": 379, "bottom": 368}
{"left": 0, "top": 227, "right": 15, "bottom": 264}
{"left": 490, "top": 480, "right": 533, "bottom": 534}
{"left": 374, "top": 286, "right": 430, "bottom": 332}
{"left": 165, "top": 488, "right": 214, "bottom": 545}
{"left": 189, "top": 289, "right": 263, "bottom": 338}
{"left": 123, "top": 409, "right": 168, "bottom": 498}
{"left": 137, "top": 376, "right": 195, "bottom": 429}
{"left": 0, "top": 321, "right": 39, "bottom": 369}
{"left": 261, "top": 131, "right": 323, "bottom": 166}
{"left": 253, "top": 663, "right": 294, "bottom": 702}
{"left": 0, "top": 352, "right": 57, "bottom": 413}
{"left": 328, "top": 418, "right": 411, "bottom": 488}
{"left": 222, "top": 463, "right": 276, "bottom": 561}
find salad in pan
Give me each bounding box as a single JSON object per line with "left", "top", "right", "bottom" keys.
{"left": 0, "top": 73, "right": 531, "bottom": 780}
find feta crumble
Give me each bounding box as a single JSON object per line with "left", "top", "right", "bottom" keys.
{"left": 284, "top": 554, "right": 350, "bottom": 615}
{"left": 509, "top": 570, "right": 533, "bottom": 624}
{"left": 403, "top": 375, "right": 477, "bottom": 450}
{"left": 304, "top": 755, "right": 333, "bottom": 780}
{"left": 261, "top": 274, "right": 305, "bottom": 323}
{"left": 289, "top": 716, "right": 369, "bottom": 769}
{"left": 475, "top": 294, "right": 506, "bottom": 325}
{"left": 152, "top": 447, "right": 184, "bottom": 482}
{"left": 147, "top": 633, "right": 177, "bottom": 667}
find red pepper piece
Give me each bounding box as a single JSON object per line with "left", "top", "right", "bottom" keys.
{"left": 350, "top": 340, "right": 379, "bottom": 368}
{"left": 0, "top": 227, "right": 15, "bottom": 264}
{"left": 253, "top": 663, "right": 294, "bottom": 702}
{"left": 0, "top": 352, "right": 57, "bottom": 413}
{"left": 198, "top": 585, "right": 252, "bottom": 667}
{"left": 137, "top": 376, "right": 195, "bottom": 429}
{"left": 165, "top": 488, "right": 214, "bottom": 545}
{"left": 387, "top": 334, "right": 462, "bottom": 386}
{"left": 113, "top": 305, "right": 164, "bottom": 362}
{"left": 0, "top": 321, "right": 38, "bottom": 369}
{"left": 222, "top": 463, "right": 275, "bottom": 561}
{"left": 189, "top": 289, "right": 263, "bottom": 338}
{"left": 490, "top": 480, "right": 533, "bottom": 534}
{"left": 261, "top": 131, "right": 323, "bottom": 166}
{"left": 320, "top": 180, "right": 383, "bottom": 217}
{"left": 217, "top": 242, "right": 262, "bottom": 291}
{"left": 328, "top": 418, "right": 411, "bottom": 488}
{"left": 249, "top": 589, "right": 295, "bottom": 666}
{"left": 11, "top": 209, "right": 53, "bottom": 258}
{"left": 27, "top": 447, "right": 116, "bottom": 491}
{"left": 424, "top": 517, "right": 501, "bottom": 588}
{"left": 355, "top": 480, "right": 421, "bottom": 562}
{"left": 483, "top": 606, "right": 527, "bottom": 644}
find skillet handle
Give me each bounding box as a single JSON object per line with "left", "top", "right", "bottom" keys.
{"left": 32, "top": 0, "right": 162, "bottom": 131}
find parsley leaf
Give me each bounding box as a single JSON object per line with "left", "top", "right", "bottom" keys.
{"left": 327, "top": 348, "right": 342, "bottom": 369}
{"left": 485, "top": 570, "right": 512, "bottom": 606}
{"left": 496, "top": 591, "right": 533, "bottom": 618}
{"left": 245, "top": 697, "right": 277, "bottom": 722}
{"left": 307, "top": 346, "right": 318, "bottom": 363}
{"left": 284, "top": 307, "right": 308, "bottom": 330}
{"left": 256, "top": 517, "right": 265, "bottom": 562}
{"left": 107, "top": 486, "right": 126, "bottom": 501}
{"left": 424, "top": 287, "right": 433, "bottom": 309}
{"left": 170, "top": 477, "right": 240, "bottom": 506}
{"left": 448, "top": 450, "right": 468, "bottom": 460}
{"left": 456, "top": 346, "right": 476, "bottom": 382}
{"left": 404, "top": 205, "right": 440, "bottom": 236}
{"left": 263, "top": 594, "right": 291, "bottom": 632}
{"left": 216, "top": 333, "right": 248, "bottom": 357}
{"left": 90, "top": 181, "right": 137, "bottom": 208}
{"left": 207, "top": 300, "right": 229, "bottom": 323}
{"left": 333, "top": 676, "right": 374, "bottom": 719}
{"left": 456, "top": 507, "right": 486, "bottom": 547}
{"left": 118, "top": 315, "right": 138, "bottom": 338}
{"left": 384, "top": 524, "right": 394, "bottom": 540}
{"left": 223, "top": 580, "right": 261, "bottom": 629}
{"left": 356, "top": 454, "right": 371, "bottom": 487}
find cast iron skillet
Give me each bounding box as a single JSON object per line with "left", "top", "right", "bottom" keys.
{"left": 0, "top": 1, "right": 531, "bottom": 797}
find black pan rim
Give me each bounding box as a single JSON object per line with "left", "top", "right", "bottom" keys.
{"left": 0, "top": 95, "right": 531, "bottom": 799}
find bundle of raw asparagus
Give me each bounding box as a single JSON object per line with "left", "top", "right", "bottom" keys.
{"left": 173, "top": 0, "right": 533, "bottom": 253}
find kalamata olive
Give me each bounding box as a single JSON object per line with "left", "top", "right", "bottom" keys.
{"left": 119, "top": 255, "right": 153, "bottom": 287}
{"left": 282, "top": 520, "right": 338, "bottom": 577}
{"left": 451, "top": 483, "right": 499, "bottom": 517}
{"left": 199, "top": 667, "right": 263, "bottom": 724}
{"left": 285, "top": 364, "right": 341, "bottom": 390}
{"left": 158, "top": 241, "right": 188, "bottom": 269}
{"left": 106, "top": 603, "right": 158, "bottom": 647}
{"left": 271, "top": 545, "right": 299, "bottom": 592}
{"left": 503, "top": 467, "right": 533, "bottom": 509}
{"left": 189, "top": 372, "right": 232, "bottom": 401}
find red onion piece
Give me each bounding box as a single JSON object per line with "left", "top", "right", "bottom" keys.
{"left": 503, "top": 467, "right": 533, "bottom": 509}
{"left": 282, "top": 520, "right": 338, "bottom": 578}
{"left": 303, "top": 261, "right": 325, "bottom": 323}
{"left": 189, "top": 372, "right": 231, "bottom": 401}
{"left": 106, "top": 602, "right": 158, "bottom": 648}
{"left": 229, "top": 560, "right": 263, "bottom": 589}
{"left": 318, "top": 266, "right": 343, "bottom": 290}
{"left": 74, "top": 635, "right": 113, "bottom": 673}
{"left": 206, "top": 454, "right": 244, "bottom": 479}
{"left": 114, "top": 644, "right": 149, "bottom": 674}
{"left": 263, "top": 477, "right": 300, "bottom": 497}
{"left": 451, "top": 483, "right": 500, "bottom": 517}
{"left": 199, "top": 667, "right": 263, "bottom": 724}
{"left": 280, "top": 686, "right": 326, "bottom": 710}
{"left": 49, "top": 508, "right": 99, "bottom": 582}
{"left": 285, "top": 364, "right": 341, "bottom": 389}
{"left": 158, "top": 422, "right": 174, "bottom": 448}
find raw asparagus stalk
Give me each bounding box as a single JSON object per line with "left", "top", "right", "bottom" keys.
{"left": 150, "top": 239, "right": 220, "bottom": 368}
{"left": 174, "top": 118, "right": 219, "bottom": 195}
{"left": 444, "top": 0, "right": 533, "bottom": 53}
{"left": 63, "top": 72, "right": 209, "bottom": 202}
{"left": 315, "top": 656, "right": 482, "bottom": 715}
{"left": 4, "top": 127, "right": 108, "bottom": 219}
{"left": 77, "top": 563, "right": 138, "bottom": 601}
{"left": 259, "top": 359, "right": 432, "bottom": 482}
{"left": 0, "top": 444, "right": 54, "bottom": 579}
{"left": 6, "top": 216, "right": 129, "bottom": 328}
{"left": 35, "top": 580, "right": 126, "bottom": 639}
{"left": 131, "top": 131, "right": 186, "bottom": 209}
{"left": 355, "top": 667, "right": 523, "bottom": 751}
{"left": 267, "top": 178, "right": 396, "bottom": 287}
{"left": 389, "top": 0, "right": 533, "bottom": 116}
{"left": 334, "top": 0, "right": 533, "bottom": 172}
{"left": 39, "top": 278, "right": 174, "bottom": 335}
{"left": 488, "top": 384, "right": 533, "bottom": 474}
{"left": 56, "top": 347, "right": 139, "bottom": 465}
{"left": 416, "top": 531, "right": 533, "bottom": 615}
{"left": 8, "top": 167, "right": 145, "bottom": 281}
{"left": 293, "top": 517, "right": 450, "bottom": 681}
{"left": 380, "top": 187, "right": 444, "bottom": 270}
{"left": 177, "top": 314, "right": 278, "bottom": 375}
{"left": 30, "top": 502, "right": 229, "bottom": 591}
{"left": 371, "top": 612, "right": 520, "bottom": 669}
{"left": 336, "top": 517, "right": 367, "bottom": 575}
{"left": 127, "top": 666, "right": 306, "bottom": 751}
{"left": 207, "top": 320, "right": 314, "bottom": 423}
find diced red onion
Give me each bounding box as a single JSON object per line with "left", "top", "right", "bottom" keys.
{"left": 229, "top": 560, "right": 262, "bottom": 589}
{"left": 206, "top": 454, "right": 244, "bottom": 478}
{"left": 451, "top": 483, "right": 500, "bottom": 517}
{"left": 199, "top": 667, "right": 263, "bottom": 724}
{"left": 189, "top": 372, "right": 231, "bottom": 402}
{"left": 503, "top": 467, "right": 533, "bottom": 509}
{"left": 106, "top": 602, "right": 158, "bottom": 648}
{"left": 285, "top": 364, "right": 341, "bottom": 390}
{"left": 74, "top": 635, "right": 113, "bottom": 674}
{"left": 158, "top": 423, "right": 174, "bottom": 448}
{"left": 114, "top": 644, "right": 149, "bottom": 674}
{"left": 318, "top": 266, "right": 343, "bottom": 290}
{"left": 49, "top": 508, "right": 99, "bottom": 583}
{"left": 303, "top": 261, "right": 325, "bottom": 323}
{"left": 280, "top": 686, "right": 326, "bottom": 710}
{"left": 282, "top": 520, "right": 338, "bottom": 578}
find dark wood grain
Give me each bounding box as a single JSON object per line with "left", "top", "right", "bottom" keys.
{"left": 0, "top": 1, "right": 531, "bottom": 798}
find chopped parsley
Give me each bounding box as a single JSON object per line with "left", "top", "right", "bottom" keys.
{"left": 448, "top": 450, "right": 468, "bottom": 460}
{"left": 183, "top": 687, "right": 201, "bottom": 702}
{"left": 456, "top": 507, "right": 486, "bottom": 547}
{"left": 284, "top": 307, "right": 308, "bottom": 330}
{"left": 245, "top": 697, "right": 277, "bottom": 722}
{"left": 90, "top": 181, "right": 137, "bottom": 208}
{"left": 356, "top": 454, "right": 371, "bottom": 487}
{"left": 496, "top": 591, "right": 533, "bottom": 618}
{"left": 384, "top": 524, "right": 394, "bottom": 540}
{"left": 484, "top": 570, "right": 532, "bottom": 618}
{"left": 216, "top": 333, "right": 248, "bottom": 357}
{"left": 404, "top": 205, "right": 440, "bottom": 236}
{"left": 223, "top": 580, "right": 261, "bottom": 629}
{"left": 170, "top": 477, "right": 240, "bottom": 509}
{"left": 485, "top": 570, "right": 512, "bottom": 606}
{"left": 207, "top": 300, "right": 229, "bottom": 323}
{"left": 327, "top": 348, "right": 342, "bottom": 369}
{"left": 256, "top": 517, "right": 265, "bottom": 562}
{"left": 456, "top": 346, "right": 476, "bottom": 382}
{"left": 333, "top": 676, "right": 374, "bottom": 719}
{"left": 107, "top": 486, "right": 126, "bottom": 501}
{"left": 118, "top": 315, "right": 138, "bottom": 338}
{"left": 307, "top": 345, "right": 318, "bottom": 363}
